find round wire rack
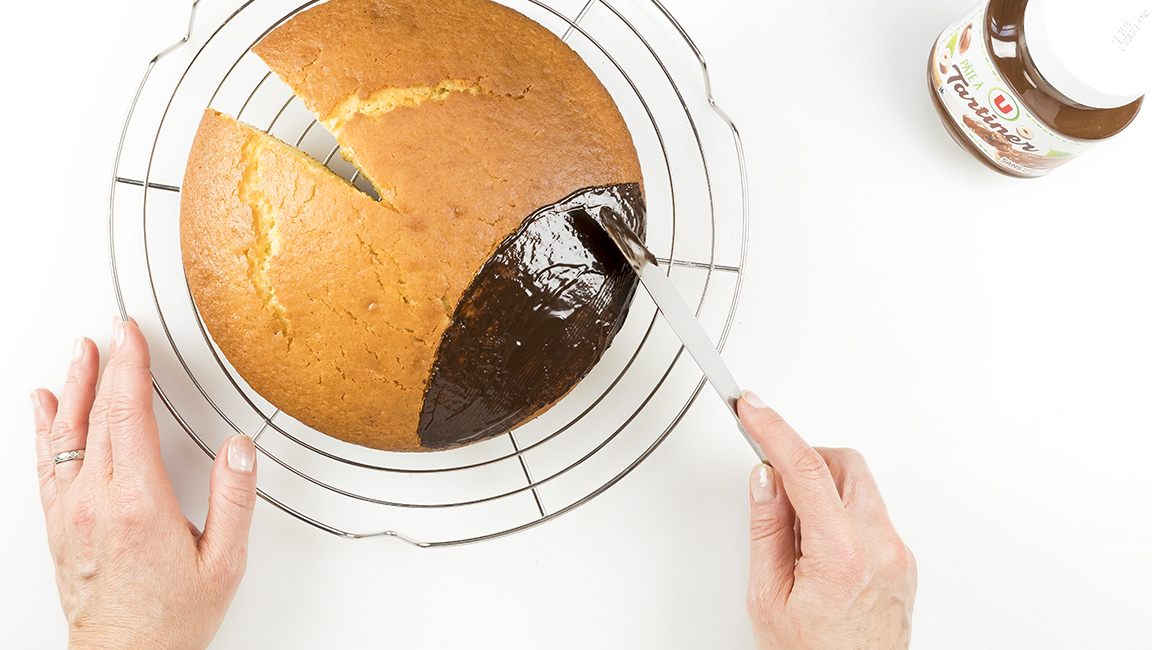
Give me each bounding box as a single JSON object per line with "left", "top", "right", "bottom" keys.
{"left": 108, "top": 0, "right": 749, "bottom": 547}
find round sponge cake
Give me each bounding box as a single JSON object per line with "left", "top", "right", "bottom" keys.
{"left": 180, "top": 0, "right": 644, "bottom": 451}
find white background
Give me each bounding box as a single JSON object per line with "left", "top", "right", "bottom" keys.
{"left": 3, "top": 0, "right": 1150, "bottom": 648}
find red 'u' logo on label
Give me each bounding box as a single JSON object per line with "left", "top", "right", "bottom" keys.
{"left": 988, "top": 88, "right": 1021, "bottom": 121}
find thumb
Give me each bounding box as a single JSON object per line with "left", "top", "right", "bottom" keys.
{"left": 200, "top": 435, "right": 258, "bottom": 581}
{"left": 747, "top": 463, "right": 797, "bottom": 616}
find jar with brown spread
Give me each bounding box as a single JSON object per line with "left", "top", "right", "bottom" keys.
{"left": 929, "top": 0, "right": 1152, "bottom": 177}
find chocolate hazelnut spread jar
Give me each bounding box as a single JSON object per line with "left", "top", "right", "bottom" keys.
{"left": 929, "top": 0, "right": 1152, "bottom": 177}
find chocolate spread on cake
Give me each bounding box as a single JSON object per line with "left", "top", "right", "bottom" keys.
{"left": 416, "top": 183, "right": 645, "bottom": 449}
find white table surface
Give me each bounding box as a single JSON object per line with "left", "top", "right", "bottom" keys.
{"left": 3, "top": 0, "right": 1150, "bottom": 648}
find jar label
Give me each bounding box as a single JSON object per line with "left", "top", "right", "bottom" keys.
{"left": 931, "top": 4, "right": 1092, "bottom": 177}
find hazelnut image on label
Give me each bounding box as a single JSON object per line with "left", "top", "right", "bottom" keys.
{"left": 959, "top": 24, "right": 973, "bottom": 54}
{"left": 938, "top": 48, "right": 952, "bottom": 78}
{"left": 1016, "top": 126, "right": 1034, "bottom": 140}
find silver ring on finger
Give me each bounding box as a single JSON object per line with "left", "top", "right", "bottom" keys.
{"left": 53, "top": 449, "right": 86, "bottom": 465}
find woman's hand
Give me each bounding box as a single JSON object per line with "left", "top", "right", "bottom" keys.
{"left": 30, "top": 319, "right": 259, "bottom": 650}
{"left": 739, "top": 391, "right": 917, "bottom": 649}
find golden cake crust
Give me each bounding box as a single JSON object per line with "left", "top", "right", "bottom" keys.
{"left": 253, "top": 0, "right": 642, "bottom": 309}
{"left": 183, "top": 110, "right": 438, "bottom": 450}
{"left": 181, "top": 0, "right": 642, "bottom": 450}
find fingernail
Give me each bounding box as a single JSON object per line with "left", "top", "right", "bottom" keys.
{"left": 73, "top": 336, "right": 86, "bottom": 361}
{"left": 741, "top": 389, "right": 768, "bottom": 409}
{"left": 228, "top": 435, "right": 256, "bottom": 473}
{"left": 29, "top": 390, "right": 41, "bottom": 416}
{"left": 751, "top": 464, "right": 776, "bottom": 503}
{"left": 113, "top": 318, "right": 126, "bottom": 348}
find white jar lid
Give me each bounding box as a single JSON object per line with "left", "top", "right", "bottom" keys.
{"left": 1024, "top": 0, "right": 1152, "bottom": 108}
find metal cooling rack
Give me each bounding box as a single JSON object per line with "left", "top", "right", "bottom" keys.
{"left": 109, "top": 0, "right": 749, "bottom": 547}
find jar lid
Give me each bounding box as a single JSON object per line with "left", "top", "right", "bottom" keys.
{"left": 1024, "top": 0, "right": 1152, "bottom": 108}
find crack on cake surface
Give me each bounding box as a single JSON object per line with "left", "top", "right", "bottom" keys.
{"left": 239, "top": 137, "right": 294, "bottom": 345}
{"left": 320, "top": 78, "right": 527, "bottom": 202}
{"left": 323, "top": 78, "right": 527, "bottom": 134}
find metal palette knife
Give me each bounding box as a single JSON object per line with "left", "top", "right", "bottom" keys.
{"left": 595, "top": 206, "right": 769, "bottom": 463}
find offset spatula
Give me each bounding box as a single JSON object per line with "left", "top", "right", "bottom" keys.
{"left": 594, "top": 207, "right": 768, "bottom": 464}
